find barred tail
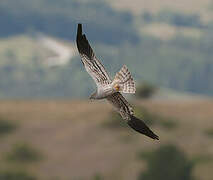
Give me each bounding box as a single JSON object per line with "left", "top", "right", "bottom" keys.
{"left": 112, "top": 65, "right": 136, "bottom": 94}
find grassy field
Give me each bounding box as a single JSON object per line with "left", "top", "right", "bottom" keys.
{"left": 0, "top": 35, "right": 75, "bottom": 66}
{"left": 0, "top": 99, "right": 212, "bottom": 179}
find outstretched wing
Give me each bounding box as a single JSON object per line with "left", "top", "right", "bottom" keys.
{"left": 107, "top": 92, "right": 134, "bottom": 120}
{"left": 76, "top": 24, "right": 111, "bottom": 87}
{"left": 107, "top": 92, "right": 159, "bottom": 140}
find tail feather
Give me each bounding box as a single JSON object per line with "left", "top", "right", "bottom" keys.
{"left": 113, "top": 65, "right": 136, "bottom": 94}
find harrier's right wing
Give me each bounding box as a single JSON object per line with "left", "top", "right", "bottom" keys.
{"left": 107, "top": 92, "right": 159, "bottom": 140}
{"left": 76, "top": 24, "right": 111, "bottom": 88}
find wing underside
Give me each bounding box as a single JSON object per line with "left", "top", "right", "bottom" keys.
{"left": 76, "top": 24, "right": 111, "bottom": 87}
{"left": 107, "top": 92, "right": 159, "bottom": 140}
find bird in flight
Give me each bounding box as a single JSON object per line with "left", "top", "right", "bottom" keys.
{"left": 76, "top": 24, "right": 159, "bottom": 140}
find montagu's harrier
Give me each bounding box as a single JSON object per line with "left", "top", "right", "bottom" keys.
{"left": 76, "top": 24, "right": 159, "bottom": 140}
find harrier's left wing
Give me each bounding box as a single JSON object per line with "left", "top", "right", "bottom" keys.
{"left": 107, "top": 92, "right": 159, "bottom": 140}
{"left": 76, "top": 24, "right": 111, "bottom": 87}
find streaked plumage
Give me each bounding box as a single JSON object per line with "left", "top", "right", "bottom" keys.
{"left": 76, "top": 24, "right": 159, "bottom": 140}
{"left": 112, "top": 65, "right": 136, "bottom": 94}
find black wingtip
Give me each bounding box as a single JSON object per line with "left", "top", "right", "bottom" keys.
{"left": 128, "top": 115, "right": 159, "bottom": 140}
{"left": 76, "top": 23, "right": 83, "bottom": 45}
{"left": 76, "top": 23, "right": 93, "bottom": 59}
{"left": 77, "top": 23, "right": 82, "bottom": 37}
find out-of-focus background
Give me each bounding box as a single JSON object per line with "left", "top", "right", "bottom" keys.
{"left": 0, "top": 0, "right": 213, "bottom": 179}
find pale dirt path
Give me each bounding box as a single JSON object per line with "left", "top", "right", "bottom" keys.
{"left": 37, "top": 35, "right": 77, "bottom": 66}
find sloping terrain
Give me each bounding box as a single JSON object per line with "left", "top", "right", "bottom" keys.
{"left": 1, "top": 1, "right": 213, "bottom": 97}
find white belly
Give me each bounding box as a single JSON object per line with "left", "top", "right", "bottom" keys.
{"left": 96, "top": 84, "right": 115, "bottom": 99}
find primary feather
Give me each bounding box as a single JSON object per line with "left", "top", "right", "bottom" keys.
{"left": 76, "top": 24, "right": 111, "bottom": 88}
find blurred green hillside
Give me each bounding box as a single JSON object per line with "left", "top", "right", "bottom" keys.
{"left": 0, "top": 0, "right": 213, "bottom": 98}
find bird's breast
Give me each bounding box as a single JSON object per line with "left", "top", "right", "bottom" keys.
{"left": 97, "top": 84, "right": 114, "bottom": 99}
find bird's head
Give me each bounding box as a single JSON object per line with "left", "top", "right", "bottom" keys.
{"left": 89, "top": 91, "right": 97, "bottom": 100}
